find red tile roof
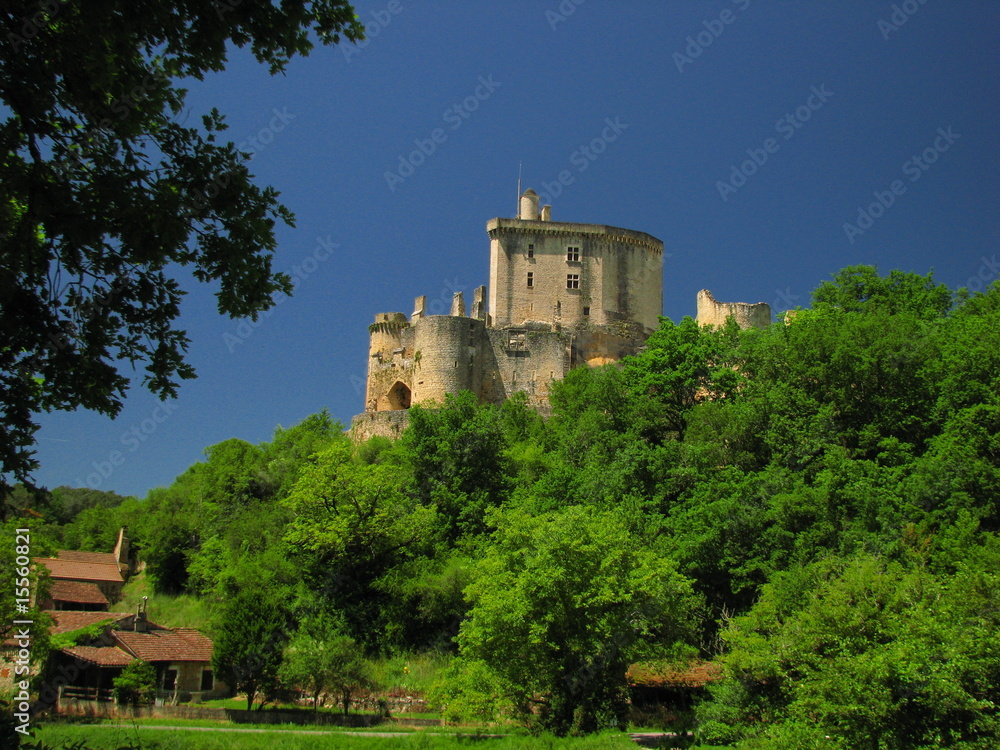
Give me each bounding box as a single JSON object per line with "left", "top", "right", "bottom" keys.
{"left": 46, "top": 611, "right": 132, "bottom": 635}
{"left": 57, "top": 550, "right": 118, "bottom": 565}
{"left": 115, "top": 628, "right": 214, "bottom": 663}
{"left": 61, "top": 646, "right": 135, "bottom": 667}
{"left": 50, "top": 580, "right": 109, "bottom": 605}
{"left": 35, "top": 556, "right": 123, "bottom": 583}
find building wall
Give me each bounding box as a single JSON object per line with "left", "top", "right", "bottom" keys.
{"left": 487, "top": 218, "right": 663, "bottom": 333}
{"left": 695, "top": 289, "right": 772, "bottom": 329}
{"left": 482, "top": 326, "right": 570, "bottom": 406}
{"left": 411, "top": 315, "right": 484, "bottom": 406}
{"left": 365, "top": 314, "right": 416, "bottom": 412}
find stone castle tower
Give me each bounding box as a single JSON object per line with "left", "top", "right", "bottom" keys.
{"left": 351, "top": 190, "right": 768, "bottom": 439}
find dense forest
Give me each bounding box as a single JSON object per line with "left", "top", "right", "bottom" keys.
{"left": 4, "top": 266, "right": 999, "bottom": 748}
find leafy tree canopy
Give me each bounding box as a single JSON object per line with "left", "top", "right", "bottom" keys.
{"left": 457, "top": 505, "right": 700, "bottom": 735}
{"left": 0, "top": 1, "right": 364, "bottom": 492}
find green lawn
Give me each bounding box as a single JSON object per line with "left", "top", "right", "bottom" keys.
{"left": 32, "top": 723, "right": 656, "bottom": 749}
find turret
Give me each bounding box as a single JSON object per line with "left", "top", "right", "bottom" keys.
{"left": 518, "top": 188, "right": 540, "bottom": 220}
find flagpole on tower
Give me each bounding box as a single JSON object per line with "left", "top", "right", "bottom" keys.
{"left": 516, "top": 162, "right": 522, "bottom": 218}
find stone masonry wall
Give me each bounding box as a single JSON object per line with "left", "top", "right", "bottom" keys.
{"left": 696, "top": 289, "right": 771, "bottom": 329}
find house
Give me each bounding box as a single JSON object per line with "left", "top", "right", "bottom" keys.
{"left": 114, "top": 626, "right": 217, "bottom": 697}
{"left": 34, "top": 528, "right": 132, "bottom": 608}
{"left": 46, "top": 604, "right": 227, "bottom": 705}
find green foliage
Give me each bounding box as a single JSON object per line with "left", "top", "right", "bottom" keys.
{"left": 812, "top": 265, "right": 954, "bottom": 318}
{"left": 21, "top": 266, "right": 1000, "bottom": 741}
{"left": 280, "top": 625, "right": 374, "bottom": 713}
{"left": 211, "top": 586, "right": 291, "bottom": 710}
{"left": 698, "top": 551, "right": 1000, "bottom": 748}
{"left": 0, "top": 0, "right": 364, "bottom": 493}
{"left": 456, "top": 505, "right": 699, "bottom": 735}
{"left": 112, "top": 660, "right": 157, "bottom": 706}
{"left": 404, "top": 391, "right": 512, "bottom": 541}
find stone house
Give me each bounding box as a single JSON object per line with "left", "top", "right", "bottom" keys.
{"left": 47, "top": 606, "right": 227, "bottom": 705}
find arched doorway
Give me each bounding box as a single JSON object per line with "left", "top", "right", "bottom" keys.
{"left": 386, "top": 381, "right": 411, "bottom": 410}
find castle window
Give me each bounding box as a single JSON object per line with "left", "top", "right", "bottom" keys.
{"left": 566, "top": 246, "right": 580, "bottom": 262}
{"left": 527, "top": 244, "right": 534, "bottom": 258}
{"left": 583, "top": 306, "right": 590, "bottom": 315}
{"left": 567, "top": 274, "right": 580, "bottom": 289}
{"left": 527, "top": 272, "right": 533, "bottom": 288}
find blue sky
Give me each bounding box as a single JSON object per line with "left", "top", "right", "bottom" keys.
{"left": 32, "top": 0, "right": 1000, "bottom": 498}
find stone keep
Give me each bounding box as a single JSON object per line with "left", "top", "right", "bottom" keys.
{"left": 352, "top": 190, "right": 769, "bottom": 439}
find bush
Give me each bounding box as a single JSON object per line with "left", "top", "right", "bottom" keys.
{"left": 112, "top": 660, "right": 157, "bottom": 706}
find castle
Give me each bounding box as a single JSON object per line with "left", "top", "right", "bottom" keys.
{"left": 351, "top": 190, "right": 770, "bottom": 439}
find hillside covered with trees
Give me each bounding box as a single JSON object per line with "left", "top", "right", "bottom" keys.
{"left": 5, "top": 266, "right": 999, "bottom": 748}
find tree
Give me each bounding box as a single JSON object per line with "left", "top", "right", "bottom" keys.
{"left": 0, "top": 1, "right": 364, "bottom": 492}
{"left": 404, "top": 391, "right": 513, "bottom": 541}
{"left": 112, "top": 660, "right": 157, "bottom": 706}
{"left": 697, "top": 551, "right": 1000, "bottom": 749}
{"left": 456, "top": 505, "right": 699, "bottom": 735}
{"left": 280, "top": 628, "right": 373, "bottom": 713}
{"left": 211, "top": 587, "right": 290, "bottom": 710}
{"left": 811, "top": 265, "right": 953, "bottom": 319}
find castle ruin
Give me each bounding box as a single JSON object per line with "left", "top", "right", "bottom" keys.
{"left": 351, "top": 190, "right": 769, "bottom": 439}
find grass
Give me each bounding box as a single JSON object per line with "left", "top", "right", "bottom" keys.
{"left": 118, "top": 573, "right": 211, "bottom": 630}
{"left": 371, "top": 651, "right": 453, "bottom": 695}
{"left": 34, "top": 723, "right": 649, "bottom": 749}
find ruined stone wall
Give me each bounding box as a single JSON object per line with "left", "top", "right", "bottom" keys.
{"left": 366, "top": 313, "right": 416, "bottom": 411}
{"left": 696, "top": 289, "right": 771, "bottom": 329}
{"left": 351, "top": 411, "right": 410, "bottom": 442}
{"left": 482, "top": 326, "right": 570, "bottom": 406}
{"left": 487, "top": 218, "right": 663, "bottom": 334}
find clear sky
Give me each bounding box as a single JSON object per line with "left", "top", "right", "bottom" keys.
{"left": 31, "top": 0, "right": 1000, "bottom": 498}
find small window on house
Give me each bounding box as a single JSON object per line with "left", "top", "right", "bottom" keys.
{"left": 567, "top": 274, "right": 580, "bottom": 289}
{"left": 201, "top": 669, "right": 214, "bottom": 692}
{"left": 527, "top": 272, "right": 533, "bottom": 288}
{"left": 163, "top": 668, "right": 178, "bottom": 691}
{"left": 583, "top": 306, "right": 590, "bottom": 315}
{"left": 566, "top": 246, "right": 580, "bottom": 262}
